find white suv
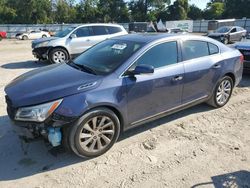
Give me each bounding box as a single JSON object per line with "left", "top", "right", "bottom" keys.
{"left": 32, "top": 23, "right": 128, "bottom": 64}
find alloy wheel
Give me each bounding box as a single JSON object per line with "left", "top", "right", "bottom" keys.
{"left": 52, "top": 50, "right": 66, "bottom": 63}
{"left": 78, "top": 116, "right": 115, "bottom": 153}
{"left": 216, "top": 79, "right": 232, "bottom": 105}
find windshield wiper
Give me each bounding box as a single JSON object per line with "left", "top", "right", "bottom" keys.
{"left": 67, "top": 60, "right": 97, "bottom": 75}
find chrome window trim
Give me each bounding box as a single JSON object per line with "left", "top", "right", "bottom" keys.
{"left": 119, "top": 39, "right": 180, "bottom": 78}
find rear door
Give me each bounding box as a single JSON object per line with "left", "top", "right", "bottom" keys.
{"left": 124, "top": 41, "right": 184, "bottom": 125}
{"left": 181, "top": 40, "right": 221, "bottom": 103}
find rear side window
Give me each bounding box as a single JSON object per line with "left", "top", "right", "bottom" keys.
{"left": 136, "top": 41, "right": 178, "bottom": 68}
{"left": 107, "top": 26, "right": 122, "bottom": 34}
{"left": 92, "top": 26, "right": 108, "bottom": 36}
{"left": 182, "top": 40, "right": 209, "bottom": 60}
{"left": 208, "top": 43, "right": 219, "bottom": 55}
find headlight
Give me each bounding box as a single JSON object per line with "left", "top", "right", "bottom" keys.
{"left": 35, "top": 41, "right": 49, "bottom": 48}
{"left": 15, "top": 99, "right": 63, "bottom": 122}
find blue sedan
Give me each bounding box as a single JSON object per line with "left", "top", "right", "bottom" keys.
{"left": 5, "top": 34, "right": 243, "bottom": 158}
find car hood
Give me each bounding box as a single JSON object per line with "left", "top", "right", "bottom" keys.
{"left": 5, "top": 63, "right": 102, "bottom": 107}
{"left": 234, "top": 42, "right": 250, "bottom": 50}
{"left": 32, "top": 37, "right": 59, "bottom": 45}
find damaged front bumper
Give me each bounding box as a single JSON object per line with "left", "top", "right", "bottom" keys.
{"left": 32, "top": 47, "right": 51, "bottom": 60}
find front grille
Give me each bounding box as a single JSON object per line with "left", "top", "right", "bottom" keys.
{"left": 239, "top": 49, "right": 250, "bottom": 61}
{"left": 5, "top": 95, "right": 17, "bottom": 120}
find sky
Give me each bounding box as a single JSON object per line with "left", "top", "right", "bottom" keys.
{"left": 185, "top": 0, "right": 209, "bottom": 10}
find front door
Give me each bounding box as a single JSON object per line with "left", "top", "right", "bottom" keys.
{"left": 124, "top": 41, "right": 184, "bottom": 125}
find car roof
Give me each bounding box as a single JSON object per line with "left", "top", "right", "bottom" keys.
{"left": 112, "top": 33, "right": 213, "bottom": 44}
{"left": 112, "top": 33, "right": 178, "bottom": 43}
{"left": 77, "top": 23, "right": 123, "bottom": 28}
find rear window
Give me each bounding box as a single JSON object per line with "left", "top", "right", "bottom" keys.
{"left": 183, "top": 40, "right": 209, "bottom": 60}
{"left": 92, "top": 26, "right": 108, "bottom": 36}
{"left": 107, "top": 26, "right": 122, "bottom": 34}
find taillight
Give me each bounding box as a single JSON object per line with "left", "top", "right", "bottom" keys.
{"left": 240, "top": 54, "right": 244, "bottom": 63}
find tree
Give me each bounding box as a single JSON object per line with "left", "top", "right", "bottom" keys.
{"left": 188, "top": 4, "right": 202, "bottom": 20}
{"left": 54, "top": 0, "right": 77, "bottom": 23}
{"left": 168, "top": 0, "right": 189, "bottom": 20}
{"left": 0, "top": 0, "right": 16, "bottom": 24}
{"left": 97, "top": 0, "right": 129, "bottom": 23}
{"left": 129, "top": 0, "right": 170, "bottom": 22}
{"left": 224, "top": 0, "right": 250, "bottom": 18}
{"left": 203, "top": 2, "right": 224, "bottom": 20}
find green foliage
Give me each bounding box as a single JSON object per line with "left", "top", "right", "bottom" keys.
{"left": 224, "top": 0, "right": 250, "bottom": 18}
{"left": 188, "top": 5, "right": 202, "bottom": 20}
{"left": 168, "top": 0, "right": 188, "bottom": 20}
{"left": 0, "top": 0, "right": 249, "bottom": 24}
{"left": 203, "top": 2, "right": 224, "bottom": 19}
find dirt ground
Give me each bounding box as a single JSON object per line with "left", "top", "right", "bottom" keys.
{"left": 0, "top": 39, "right": 250, "bottom": 188}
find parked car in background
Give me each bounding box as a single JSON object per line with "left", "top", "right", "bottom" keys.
{"left": 5, "top": 34, "right": 243, "bottom": 158}
{"left": 167, "top": 28, "right": 188, "bottom": 34}
{"left": 0, "top": 31, "right": 7, "bottom": 40}
{"left": 16, "top": 30, "right": 50, "bottom": 40}
{"left": 234, "top": 42, "right": 250, "bottom": 72}
{"left": 31, "top": 23, "right": 128, "bottom": 64}
{"left": 208, "top": 26, "right": 247, "bottom": 44}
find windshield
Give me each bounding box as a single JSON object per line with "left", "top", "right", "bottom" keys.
{"left": 73, "top": 39, "right": 144, "bottom": 75}
{"left": 54, "top": 27, "right": 75, "bottom": 38}
{"left": 215, "top": 26, "right": 231, "bottom": 33}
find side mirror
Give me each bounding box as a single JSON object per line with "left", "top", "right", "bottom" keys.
{"left": 132, "top": 64, "right": 154, "bottom": 75}
{"left": 70, "top": 34, "right": 77, "bottom": 39}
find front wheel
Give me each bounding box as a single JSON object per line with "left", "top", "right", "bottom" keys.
{"left": 42, "top": 35, "right": 47, "bottom": 38}
{"left": 22, "top": 35, "right": 28, "bottom": 40}
{"left": 48, "top": 48, "right": 69, "bottom": 64}
{"left": 223, "top": 37, "right": 229, "bottom": 44}
{"left": 207, "top": 76, "right": 233, "bottom": 108}
{"left": 67, "top": 108, "right": 120, "bottom": 158}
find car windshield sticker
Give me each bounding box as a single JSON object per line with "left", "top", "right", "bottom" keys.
{"left": 111, "top": 43, "right": 127, "bottom": 50}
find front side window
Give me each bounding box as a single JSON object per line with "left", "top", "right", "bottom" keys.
{"left": 73, "top": 39, "right": 144, "bottom": 75}
{"left": 92, "top": 26, "right": 108, "bottom": 36}
{"left": 182, "top": 40, "right": 209, "bottom": 60}
{"left": 135, "top": 41, "right": 178, "bottom": 69}
{"left": 73, "top": 27, "right": 91, "bottom": 37}
{"left": 54, "top": 27, "right": 76, "bottom": 38}
{"left": 230, "top": 28, "right": 237, "bottom": 33}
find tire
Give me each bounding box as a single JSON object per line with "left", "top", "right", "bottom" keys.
{"left": 207, "top": 76, "right": 233, "bottom": 108}
{"left": 22, "top": 35, "right": 28, "bottom": 40}
{"left": 48, "top": 48, "right": 69, "bottom": 64}
{"left": 67, "top": 108, "right": 120, "bottom": 158}
{"left": 223, "top": 37, "right": 229, "bottom": 45}
{"left": 42, "top": 35, "right": 47, "bottom": 38}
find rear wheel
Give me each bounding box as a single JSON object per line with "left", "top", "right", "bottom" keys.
{"left": 207, "top": 76, "right": 233, "bottom": 108}
{"left": 67, "top": 108, "right": 120, "bottom": 158}
{"left": 49, "top": 48, "right": 69, "bottom": 64}
{"left": 42, "top": 34, "right": 47, "bottom": 38}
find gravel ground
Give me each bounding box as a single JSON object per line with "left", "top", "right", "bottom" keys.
{"left": 0, "top": 39, "right": 250, "bottom": 188}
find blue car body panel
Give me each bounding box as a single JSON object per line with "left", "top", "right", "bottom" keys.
{"left": 5, "top": 34, "right": 243, "bottom": 131}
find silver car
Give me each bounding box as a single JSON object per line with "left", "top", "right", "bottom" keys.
{"left": 32, "top": 23, "right": 128, "bottom": 64}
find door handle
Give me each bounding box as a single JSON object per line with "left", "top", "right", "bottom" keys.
{"left": 172, "top": 75, "right": 183, "bottom": 81}
{"left": 213, "top": 64, "right": 221, "bottom": 69}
